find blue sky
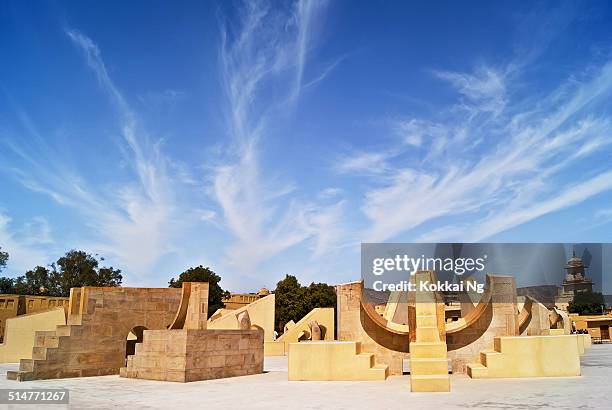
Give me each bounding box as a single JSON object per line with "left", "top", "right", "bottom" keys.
{"left": 1, "top": 0, "right": 612, "bottom": 292}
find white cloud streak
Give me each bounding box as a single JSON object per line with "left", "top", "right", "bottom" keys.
{"left": 213, "top": 0, "right": 344, "bottom": 275}
{"left": 341, "top": 59, "right": 612, "bottom": 243}
{"left": 1, "top": 30, "right": 189, "bottom": 278}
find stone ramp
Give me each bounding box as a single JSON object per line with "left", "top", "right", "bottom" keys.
{"left": 207, "top": 294, "right": 275, "bottom": 342}
{"left": 410, "top": 271, "right": 450, "bottom": 392}
{"left": 264, "top": 307, "right": 334, "bottom": 356}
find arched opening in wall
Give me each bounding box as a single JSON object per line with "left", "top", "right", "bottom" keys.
{"left": 126, "top": 326, "right": 147, "bottom": 358}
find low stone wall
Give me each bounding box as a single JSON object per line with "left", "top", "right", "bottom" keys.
{"left": 0, "top": 308, "right": 66, "bottom": 363}
{"left": 468, "top": 334, "right": 582, "bottom": 378}
{"left": 121, "top": 328, "right": 264, "bottom": 382}
{"left": 288, "top": 341, "right": 388, "bottom": 381}
{"left": 265, "top": 307, "right": 335, "bottom": 356}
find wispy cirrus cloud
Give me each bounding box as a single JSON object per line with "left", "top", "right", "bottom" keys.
{"left": 212, "top": 0, "right": 344, "bottom": 275}
{"left": 339, "top": 57, "right": 612, "bottom": 243}
{"left": 435, "top": 66, "right": 507, "bottom": 116}
{"left": 1, "top": 29, "right": 190, "bottom": 278}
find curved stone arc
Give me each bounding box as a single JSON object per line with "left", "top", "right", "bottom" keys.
{"left": 517, "top": 295, "right": 534, "bottom": 335}
{"left": 168, "top": 282, "right": 192, "bottom": 330}
{"left": 360, "top": 292, "right": 410, "bottom": 337}
{"left": 445, "top": 275, "right": 494, "bottom": 334}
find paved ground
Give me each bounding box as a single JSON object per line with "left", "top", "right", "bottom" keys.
{"left": 0, "top": 344, "right": 610, "bottom": 409}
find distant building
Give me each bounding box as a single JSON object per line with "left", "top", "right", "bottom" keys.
{"left": 555, "top": 253, "right": 594, "bottom": 311}
{"left": 222, "top": 288, "right": 270, "bottom": 310}
{"left": 570, "top": 313, "right": 612, "bottom": 341}
{"left": 0, "top": 294, "right": 69, "bottom": 341}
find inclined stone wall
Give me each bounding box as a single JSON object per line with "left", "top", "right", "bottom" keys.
{"left": 15, "top": 287, "right": 183, "bottom": 380}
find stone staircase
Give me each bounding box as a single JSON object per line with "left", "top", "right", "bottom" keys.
{"left": 410, "top": 273, "right": 450, "bottom": 392}
{"left": 7, "top": 325, "right": 85, "bottom": 381}
{"left": 351, "top": 342, "right": 390, "bottom": 381}
{"left": 288, "top": 341, "right": 389, "bottom": 381}
{"left": 467, "top": 334, "right": 583, "bottom": 379}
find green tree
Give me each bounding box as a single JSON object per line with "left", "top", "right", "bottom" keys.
{"left": 0, "top": 248, "right": 16, "bottom": 294}
{"left": 0, "top": 277, "right": 14, "bottom": 293}
{"left": 52, "top": 250, "right": 122, "bottom": 296}
{"left": 305, "top": 282, "right": 336, "bottom": 311}
{"left": 0, "top": 247, "right": 8, "bottom": 273}
{"left": 168, "top": 266, "right": 229, "bottom": 318}
{"left": 13, "top": 266, "right": 57, "bottom": 296}
{"left": 568, "top": 291, "right": 606, "bottom": 315}
{"left": 274, "top": 275, "right": 307, "bottom": 332}
{"left": 0, "top": 250, "right": 121, "bottom": 296}
{"left": 273, "top": 275, "right": 336, "bottom": 333}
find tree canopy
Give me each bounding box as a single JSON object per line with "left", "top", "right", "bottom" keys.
{"left": 168, "top": 265, "right": 229, "bottom": 318}
{"left": 273, "top": 274, "right": 336, "bottom": 333}
{"left": 0, "top": 249, "right": 122, "bottom": 296}
{"left": 568, "top": 291, "right": 606, "bottom": 315}
{"left": 0, "top": 247, "right": 8, "bottom": 274}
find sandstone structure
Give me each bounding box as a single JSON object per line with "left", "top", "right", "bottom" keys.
{"left": 264, "top": 307, "right": 334, "bottom": 356}
{"left": 121, "top": 282, "right": 263, "bottom": 382}
{"left": 288, "top": 341, "right": 388, "bottom": 381}
{"left": 208, "top": 294, "right": 275, "bottom": 341}
{"left": 7, "top": 286, "right": 183, "bottom": 381}
{"left": 0, "top": 307, "right": 66, "bottom": 362}
{"left": 467, "top": 334, "right": 587, "bottom": 378}
{"left": 335, "top": 273, "right": 522, "bottom": 377}
{"left": 409, "top": 271, "right": 450, "bottom": 392}
{"left": 309, "top": 321, "right": 321, "bottom": 341}
{"left": 7, "top": 282, "right": 264, "bottom": 383}
{"left": 0, "top": 294, "right": 69, "bottom": 340}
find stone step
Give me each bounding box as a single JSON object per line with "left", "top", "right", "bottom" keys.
{"left": 55, "top": 325, "right": 83, "bottom": 337}
{"left": 34, "top": 331, "right": 57, "bottom": 347}
{"left": 416, "top": 326, "right": 440, "bottom": 343}
{"left": 135, "top": 343, "right": 146, "bottom": 355}
{"left": 43, "top": 335, "right": 60, "bottom": 348}
{"left": 19, "top": 359, "right": 34, "bottom": 372}
{"left": 410, "top": 374, "right": 450, "bottom": 392}
{"left": 6, "top": 371, "right": 35, "bottom": 382}
{"left": 416, "top": 315, "right": 437, "bottom": 327}
{"left": 479, "top": 350, "right": 500, "bottom": 367}
{"left": 410, "top": 358, "right": 449, "bottom": 375}
{"left": 367, "top": 364, "right": 389, "bottom": 380}
{"left": 355, "top": 353, "right": 374, "bottom": 368}
{"left": 466, "top": 363, "right": 488, "bottom": 378}
{"left": 55, "top": 325, "right": 72, "bottom": 337}
{"left": 32, "top": 346, "right": 58, "bottom": 361}
{"left": 410, "top": 342, "right": 447, "bottom": 359}
{"left": 415, "top": 304, "right": 438, "bottom": 316}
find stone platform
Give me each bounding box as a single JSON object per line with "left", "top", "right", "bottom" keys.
{"left": 1, "top": 346, "right": 611, "bottom": 409}
{"left": 120, "top": 328, "right": 263, "bottom": 382}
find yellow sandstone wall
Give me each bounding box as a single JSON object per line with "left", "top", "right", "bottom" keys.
{"left": 207, "top": 294, "right": 275, "bottom": 341}
{"left": 121, "top": 328, "right": 264, "bottom": 382}
{"left": 0, "top": 307, "right": 66, "bottom": 363}
{"left": 288, "top": 341, "right": 388, "bottom": 381}
{"left": 467, "top": 334, "right": 582, "bottom": 378}
{"left": 264, "top": 307, "right": 334, "bottom": 355}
